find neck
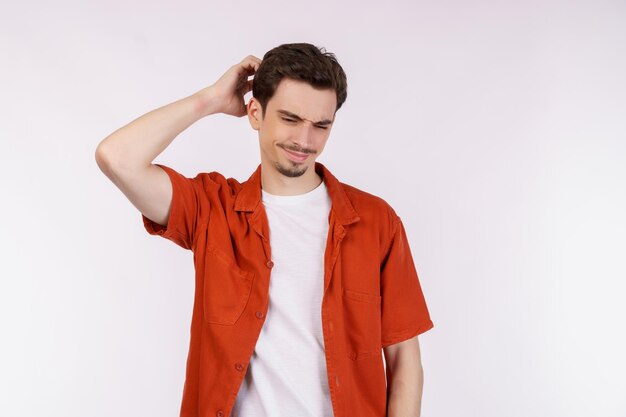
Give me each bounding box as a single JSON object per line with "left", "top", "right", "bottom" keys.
{"left": 260, "top": 161, "right": 323, "bottom": 196}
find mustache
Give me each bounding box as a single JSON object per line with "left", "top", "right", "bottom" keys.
{"left": 279, "top": 144, "right": 317, "bottom": 155}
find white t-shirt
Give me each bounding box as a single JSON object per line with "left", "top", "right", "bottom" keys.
{"left": 231, "top": 179, "right": 334, "bottom": 417}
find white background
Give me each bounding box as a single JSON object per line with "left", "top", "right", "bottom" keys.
{"left": 1, "top": 1, "right": 625, "bottom": 416}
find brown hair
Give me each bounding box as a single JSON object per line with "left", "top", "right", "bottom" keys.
{"left": 252, "top": 43, "right": 348, "bottom": 117}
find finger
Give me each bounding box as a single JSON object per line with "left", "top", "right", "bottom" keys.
{"left": 243, "top": 54, "right": 262, "bottom": 64}
{"left": 244, "top": 65, "right": 259, "bottom": 76}
{"left": 241, "top": 55, "right": 262, "bottom": 73}
{"left": 238, "top": 63, "right": 256, "bottom": 78}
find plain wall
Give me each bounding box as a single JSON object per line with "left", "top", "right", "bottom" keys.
{"left": 1, "top": 0, "right": 625, "bottom": 416}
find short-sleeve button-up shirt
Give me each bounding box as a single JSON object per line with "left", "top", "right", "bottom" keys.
{"left": 142, "top": 161, "right": 434, "bottom": 417}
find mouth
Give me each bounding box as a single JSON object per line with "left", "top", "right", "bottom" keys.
{"left": 281, "top": 147, "right": 310, "bottom": 163}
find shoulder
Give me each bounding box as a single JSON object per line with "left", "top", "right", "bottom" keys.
{"left": 192, "top": 170, "right": 242, "bottom": 193}
{"left": 342, "top": 181, "right": 399, "bottom": 216}
{"left": 157, "top": 165, "right": 232, "bottom": 189}
{"left": 163, "top": 169, "right": 245, "bottom": 209}
{"left": 339, "top": 180, "right": 401, "bottom": 235}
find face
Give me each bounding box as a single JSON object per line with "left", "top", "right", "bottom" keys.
{"left": 247, "top": 78, "right": 337, "bottom": 179}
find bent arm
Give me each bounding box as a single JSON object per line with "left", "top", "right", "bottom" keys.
{"left": 94, "top": 54, "right": 262, "bottom": 172}
{"left": 93, "top": 87, "right": 220, "bottom": 226}
{"left": 94, "top": 86, "right": 219, "bottom": 172}
{"left": 94, "top": 55, "right": 262, "bottom": 228}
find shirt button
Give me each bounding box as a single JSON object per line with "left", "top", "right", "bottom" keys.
{"left": 216, "top": 411, "right": 224, "bottom": 417}
{"left": 329, "top": 321, "right": 334, "bottom": 331}
{"left": 255, "top": 311, "right": 264, "bottom": 319}
{"left": 335, "top": 375, "right": 340, "bottom": 386}
{"left": 266, "top": 260, "right": 274, "bottom": 268}
{"left": 235, "top": 362, "right": 244, "bottom": 372}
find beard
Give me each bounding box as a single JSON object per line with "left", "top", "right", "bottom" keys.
{"left": 273, "top": 159, "right": 308, "bottom": 178}
{"left": 273, "top": 143, "right": 315, "bottom": 178}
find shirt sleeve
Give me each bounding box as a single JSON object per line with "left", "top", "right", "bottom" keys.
{"left": 380, "top": 216, "right": 434, "bottom": 347}
{"left": 141, "top": 163, "right": 208, "bottom": 250}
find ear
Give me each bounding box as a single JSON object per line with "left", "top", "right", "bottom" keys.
{"left": 247, "top": 98, "right": 263, "bottom": 131}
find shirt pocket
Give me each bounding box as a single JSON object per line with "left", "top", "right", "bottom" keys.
{"left": 203, "top": 245, "right": 255, "bottom": 326}
{"left": 342, "top": 288, "right": 382, "bottom": 360}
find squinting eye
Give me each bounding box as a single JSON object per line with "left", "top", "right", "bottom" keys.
{"left": 316, "top": 126, "right": 328, "bottom": 130}
{"left": 281, "top": 118, "right": 297, "bottom": 123}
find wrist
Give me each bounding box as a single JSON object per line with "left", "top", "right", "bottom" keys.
{"left": 192, "top": 86, "right": 221, "bottom": 118}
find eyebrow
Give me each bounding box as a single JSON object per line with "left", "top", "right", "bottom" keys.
{"left": 276, "top": 109, "right": 334, "bottom": 126}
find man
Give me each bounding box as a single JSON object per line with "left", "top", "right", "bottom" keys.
{"left": 95, "top": 43, "right": 433, "bottom": 417}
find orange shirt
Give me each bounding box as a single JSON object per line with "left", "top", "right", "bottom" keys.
{"left": 142, "top": 161, "right": 433, "bottom": 417}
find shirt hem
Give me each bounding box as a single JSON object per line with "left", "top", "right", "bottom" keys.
{"left": 381, "top": 320, "right": 434, "bottom": 348}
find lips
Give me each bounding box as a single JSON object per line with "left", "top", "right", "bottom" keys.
{"left": 282, "top": 147, "right": 309, "bottom": 162}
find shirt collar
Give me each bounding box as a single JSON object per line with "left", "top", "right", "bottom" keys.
{"left": 234, "top": 161, "right": 360, "bottom": 225}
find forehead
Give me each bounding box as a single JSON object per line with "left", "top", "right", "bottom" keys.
{"left": 267, "top": 78, "right": 336, "bottom": 122}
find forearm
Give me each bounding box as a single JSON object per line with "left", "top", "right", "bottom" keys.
{"left": 386, "top": 358, "right": 424, "bottom": 417}
{"left": 95, "top": 86, "right": 219, "bottom": 170}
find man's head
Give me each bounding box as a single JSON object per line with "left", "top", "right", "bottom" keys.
{"left": 247, "top": 43, "right": 348, "bottom": 181}
{"left": 252, "top": 43, "right": 348, "bottom": 116}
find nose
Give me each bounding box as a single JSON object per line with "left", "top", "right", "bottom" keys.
{"left": 294, "top": 122, "right": 316, "bottom": 149}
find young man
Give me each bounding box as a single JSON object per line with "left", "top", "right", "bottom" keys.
{"left": 95, "top": 43, "right": 433, "bottom": 417}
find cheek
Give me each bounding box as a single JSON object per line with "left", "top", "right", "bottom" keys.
{"left": 275, "top": 127, "right": 299, "bottom": 145}
{"left": 260, "top": 124, "right": 282, "bottom": 143}
{"left": 315, "top": 133, "right": 330, "bottom": 148}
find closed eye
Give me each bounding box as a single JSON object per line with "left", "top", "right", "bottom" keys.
{"left": 281, "top": 117, "right": 329, "bottom": 130}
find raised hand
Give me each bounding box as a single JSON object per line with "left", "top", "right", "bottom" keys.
{"left": 208, "top": 55, "right": 262, "bottom": 117}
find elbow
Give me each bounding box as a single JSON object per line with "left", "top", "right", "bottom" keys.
{"left": 95, "top": 142, "right": 113, "bottom": 173}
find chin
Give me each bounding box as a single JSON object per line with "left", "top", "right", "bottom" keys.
{"left": 274, "top": 160, "right": 309, "bottom": 178}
